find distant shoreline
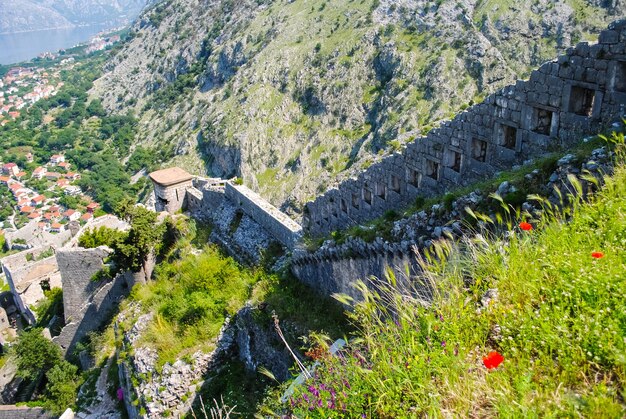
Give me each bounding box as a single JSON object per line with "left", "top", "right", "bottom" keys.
{"left": 0, "top": 22, "right": 123, "bottom": 36}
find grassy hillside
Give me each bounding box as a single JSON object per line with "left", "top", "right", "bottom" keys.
{"left": 260, "top": 132, "right": 626, "bottom": 417}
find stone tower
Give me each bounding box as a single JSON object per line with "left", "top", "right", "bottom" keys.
{"left": 149, "top": 167, "right": 194, "bottom": 213}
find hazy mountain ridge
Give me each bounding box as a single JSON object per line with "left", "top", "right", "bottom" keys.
{"left": 92, "top": 0, "right": 625, "bottom": 213}
{"left": 0, "top": 0, "right": 148, "bottom": 34}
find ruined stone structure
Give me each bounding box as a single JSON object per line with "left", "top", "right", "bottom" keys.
{"left": 53, "top": 247, "right": 129, "bottom": 355}
{"left": 149, "top": 167, "right": 194, "bottom": 213}
{"left": 153, "top": 173, "right": 303, "bottom": 251}
{"left": 304, "top": 21, "right": 626, "bottom": 236}
{"left": 224, "top": 183, "right": 303, "bottom": 249}
{"left": 0, "top": 247, "right": 62, "bottom": 325}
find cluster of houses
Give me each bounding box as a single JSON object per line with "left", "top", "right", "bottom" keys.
{"left": 0, "top": 66, "right": 63, "bottom": 126}
{"left": 85, "top": 35, "right": 121, "bottom": 53}
{"left": 0, "top": 154, "right": 100, "bottom": 235}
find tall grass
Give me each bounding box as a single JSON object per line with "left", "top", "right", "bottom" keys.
{"left": 261, "top": 133, "right": 626, "bottom": 417}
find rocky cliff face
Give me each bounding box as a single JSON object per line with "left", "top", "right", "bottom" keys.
{"left": 92, "top": 0, "right": 623, "bottom": 211}
{"left": 0, "top": 0, "right": 148, "bottom": 34}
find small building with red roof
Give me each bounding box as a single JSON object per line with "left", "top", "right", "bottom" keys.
{"left": 50, "top": 223, "right": 63, "bottom": 233}
{"left": 32, "top": 167, "right": 46, "bottom": 179}
{"left": 80, "top": 213, "right": 93, "bottom": 222}
{"left": 20, "top": 205, "right": 35, "bottom": 214}
{"left": 86, "top": 202, "right": 100, "bottom": 213}
{"left": 31, "top": 195, "right": 45, "bottom": 206}
{"left": 2, "top": 163, "right": 19, "bottom": 176}
{"left": 63, "top": 209, "right": 81, "bottom": 222}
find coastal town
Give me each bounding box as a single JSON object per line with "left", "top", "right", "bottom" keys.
{"left": 0, "top": 66, "right": 64, "bottom": 126}
{"left": 0, "top": 32, "right": 121, "bottom": 127}
{"left": 0, "top": 152, "right": 102, "bottom": 248}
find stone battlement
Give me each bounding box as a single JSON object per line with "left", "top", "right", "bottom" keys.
{"left": 304, "top": 20, "right": 626, "bottom": 236}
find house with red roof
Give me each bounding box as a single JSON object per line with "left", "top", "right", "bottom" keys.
{"left": 80, "top": 213, "right": 93, "bottom": 222}
{"left": 58, "top": 162, "right": 70, "bottom": 170}
{"left": 20, "top": 206, "right": 35, "bottom": 214}
{"left": 0, "top": 176, "right": 10, "bottom": 184}
{"left": 65, "top": 172, "right": 81, "bottom": 181}
{"left": 15, "top": 171, "right": 27, "bottom": 180}
{"left": 2, "top": 163, "right": 19, "bottom": 176}
{"left": 28, "top": 212, "right": 41, "bottom": 220}
{"left": 32, "top": 167, "right": 46, "bottom": 179}
{"left": 63, "top": 209, "right": 81, "bottom": 222}
{"left": 50, "top": 223, "right": 63, "bottom": 233}
{"left": 86, "top": 202, "right": 100, "bottom": 213}
{"left": 56, "top": 179, "right": 69, "bottom": 188}
{"left": 31, "top": 195, "right": 45, "bottom": 206}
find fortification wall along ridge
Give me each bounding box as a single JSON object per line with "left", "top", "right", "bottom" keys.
{"left": 224, "top": 183, "right": 303, "bottom": 249}
{"left": 304, "top": 20, "right": 626, "bottom": 236}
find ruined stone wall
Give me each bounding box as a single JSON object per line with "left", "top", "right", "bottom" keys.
{"left": 187, "top": 178, "right": 226, "bottom": 216}
{"left": 0, "top": 247, "right": 59, "bottom": 325}
{"left": 54, "top": 248, "right": 129, "bottom": 355}
{"left": 0, "top": 406, "right": 53, "bottom": 418}
{"left": 305, "top": 20, "right": 626, "bottom": 236}
{"left": 292, "top": 239, "right": 421, "bottom": 301}
{"left": 224, "top": 183, "right": 302, "bottom": 249}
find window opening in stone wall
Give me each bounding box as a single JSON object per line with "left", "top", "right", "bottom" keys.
{"left": 363, "top": 188, "right": 372, "bottom": 205}
{"left": 615, "top": 62, "right": 626, "bottom": 92}
{"left": 407, "top": 168, "right": 421, "bottom": 187}
{"left": 472, "top": 138, "right": 488, "bottom": 162}
{"left": 390, "top": 174, "right": 401, "bottom": 193}
{"left": 445, "top": 149, "right": 462, "bottom": 173}
{"left": 352, "top": 193, "right": 360, "bottom": 209}
{"left": 426, "top": 160, "right": 440, "bottom": 180}
{"left": 376, "top": 182, "right": 386, "bottom": 199}
{"left": 500, "top": 124, "right": 517, "bottom": 150}
{"left": 341, "top": 198, "right": 348, "bottom": 213}
{"left": 176, "top": 189, "right": 179, "bottom": 201}
{"left": 569, "top": 86, "right": 595, "bottom": 116}
{"left": 533, "top": 108, "right": 553, "bottom": 135}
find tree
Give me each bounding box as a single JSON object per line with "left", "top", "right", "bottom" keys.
{"left": 14, "top": 328, "right": 62, "bottom": 380}
{"left": 44, "top": 361, "right": 80, "bottom": 414}
{"left": 113, "top": 198, "right": 165, "bottom": 280}
{"left": 78, "top": 225, "right": 126, "bottom": 249}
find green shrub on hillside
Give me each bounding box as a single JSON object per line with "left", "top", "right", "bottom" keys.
{"left": 128, "top": 246, "right": 260, "bottom": 367}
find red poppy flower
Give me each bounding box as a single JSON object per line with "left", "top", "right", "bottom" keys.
{"left": 482, "top": 351, "right": 504, "bottom": 369}
{"left": 591, "top": 251, "right": 604, "bottom": 259}
{"left": 519, "top": 222, "right": 533, "bottom": 231}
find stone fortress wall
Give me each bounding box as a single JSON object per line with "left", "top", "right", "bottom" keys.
{"left": 153, "top": 173, "right": 302, "bottom": 251}
{"left": 53, "top": 247, "right": 130, "bottom": 356}
{"left": 224, "top": 183, "right": 302, "bottom": 249}
{"left": 304, "top": 20, "right": 626, "bottom": 236}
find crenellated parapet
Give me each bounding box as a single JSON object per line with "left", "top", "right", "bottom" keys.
{"left": 304, "top": 20, "right": 626, "bottom": 236}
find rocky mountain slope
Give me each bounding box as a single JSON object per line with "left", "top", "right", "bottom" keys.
{"left": 0, "top": 0, "right": 148, "bottom": 34}
{"left": 92, "top": 0, "right": 624, "bottom": 213}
